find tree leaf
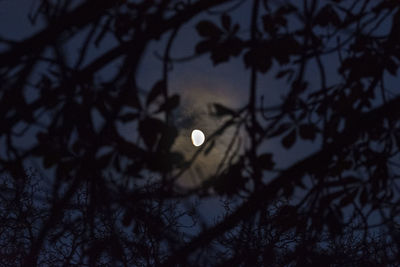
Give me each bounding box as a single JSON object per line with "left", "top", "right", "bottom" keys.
{"left": 257, "top": 153, "right": 275, "bottom": 170}
{"left": 139, "top": 117, "right": 164, "bottom": 149}
{"left": 243, "top": 46, "right": 272, "bottom": 73}
{"left": 156, "top": 125, "right": 178, "bottom": 152}
{"left": 315, "top": 5, "right": 341, "bottom": 27}
{"left": 276, "top": 69, "right": 293, "bottom": 79}
{"left": 299, "top": 123, "right": 317, "bottom": 141}
{"left": 196, "top": 20, "right": 223, "bottom": 39}
{"left": 213, "top": 162, "right": 246, "bottom": 196}
{"left": 157, "top": 94, "right": 180, "bottom": 113}
{"left": 340, "top": 189, "right": 358, "bottom": 207}
{"left": 119, "top": 112, "right": 139, "bottom": 123}
{"left": 121, "top": 83, "right": 142, "bottom": 109}
{"left": 281, "top": 129, "right": 296, "bottom": 149}
{"left": 325, "top": 176, "right": 360, "bottom": 187}
{"left": 268, "top": 123, "right": 291, "bottom": 138}
{"left": 385, "top": 57, "right": 398, "bottom": 76}
{"left": 195, "top": 39, "right": 215, "bottom": 54}
{"left": 147, "top": 80, "right": 165, "bottom": 106}
{"left": 212, "top": 103, "right": 236, "bottom": 117}
{"left": 359, "top": 187, "right": 368, "bottom": 206}
{"left": 97, "top": 152, "right": 113, "bottom": 167}
{"left": 221, "top": 14, "right": 231, "bottom": 31}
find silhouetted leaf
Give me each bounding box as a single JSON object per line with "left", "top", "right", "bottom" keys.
{"left": 213, "top": 162, "right": 246, "bottom": 196}
{"left": 244, "top": 45, "right": 272, "bottom": 73}
{"left": 281, "top": 129, "right": 296, "bottom": 149}
{"left": 196, "top": 20, "right": 223, "bottom": 39}
{"left": 385, "top": 57, "right": 397, "bottom": 76}
{"left": 276, "top": 4, "right": 297, "bottom": 15}
{"left": 315, "top": 5, "right": 341, "bottom": 27}
{"left": 275, "top": 205, "right": 297, "bottom": 231}
{"left": 97, "top": 152, "right": 113, "bottom": 167}
{"left": 340, "top": 189, "right": 358, "bottom": 207}
{"left": 321, "top": 190, "right": 345, "bottom": 208}
{"left": 221, "top": 14, "right": 231, "bottom": 30}
{"left": 325, "top": 176, "right": 360, "bottom": 187}
{"left": 122, "top": 85, "right": 142, "bottom": 109}
{"left": 299, "top": 123, "right": 317, "bottom": 141}
{"left": 139, "top": 117, "right": 164, "bottom": 149}
{"left": 119, "top": 112, "right": 139, "bottom": 123}
{"left": 147, "top": 80, "right": 165, "bottom": 105}
{"left": 147, "top": 151, "right": 184, "bottom": 172}
{"left": 257, "top": 153, "right": 275, "bottom": 170}
{"left": 43, "top": 153, "right": 59, "bottom": 169}
{"left": 262, "top": 14, "right": 278, "bottom": 34}
{"left": 339, "top": 55, "right": 381, "bottom": 80}
{"left": 326, "top": 209, "right": 343, "bottom": 236}
{"left": 157, "top": 94, "right": 180, "bottom": 113}
{"left": 195, "top": 39, "right": 215, "bottom": 54}
{"left": 275, "top": 69, "right": 294, "bottom": 79}
{"left": 291, "top": 80, "right": 307, "bottom": 94}
{"left": 271, "top": 36, "right": 300, "bottom": 64}
{"left": 157, "top": 124, "right": 178, "bottom": 152}
{"left": 212, "top": 103, "right": 236, "bottom": 117}
{"left": 268, "top": 123, "right": 291, "bottom": 138}
{"left": 122, "top": 210, "right": 133, "bottom": 226}
{"left": 359, "top": 187, "right": 368, "bottom": 206}
{"left": 210, "top": 38, "right": 243, "bottom": 65}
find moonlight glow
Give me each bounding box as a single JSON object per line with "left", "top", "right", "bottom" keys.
{"left": 191, "top": 129, "right": 205, "bottom": 147}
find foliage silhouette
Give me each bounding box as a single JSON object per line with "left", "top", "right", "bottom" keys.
{"left": 1, "top": 0, "right": 400, "bottom": 266}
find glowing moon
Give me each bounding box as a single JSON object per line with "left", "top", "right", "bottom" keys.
{"left": 191, "top": 129, "right": 205, "bottom": 147}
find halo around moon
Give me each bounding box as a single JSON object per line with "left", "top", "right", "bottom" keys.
{"left": 191, "top": 129, "right": 205, "bottom": 147}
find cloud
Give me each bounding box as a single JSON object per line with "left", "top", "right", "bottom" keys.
{"left": 171, "top": 82, "right": 245, "bottom": 188}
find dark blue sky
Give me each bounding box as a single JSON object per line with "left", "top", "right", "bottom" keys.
{"left": 2, "top": 0, "right": 399, "bottom": 229}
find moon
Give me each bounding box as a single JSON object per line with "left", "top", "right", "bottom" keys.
{"left": 191, "top": 129, "right": 205, "bottom": 147}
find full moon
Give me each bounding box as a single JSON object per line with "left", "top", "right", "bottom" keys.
{"left": 191, "top": 129, "right": 205, "bottom": 147}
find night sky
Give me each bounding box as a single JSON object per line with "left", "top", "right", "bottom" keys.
{"left": 2, "top": 1, "right": 400, "bottom": 265}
